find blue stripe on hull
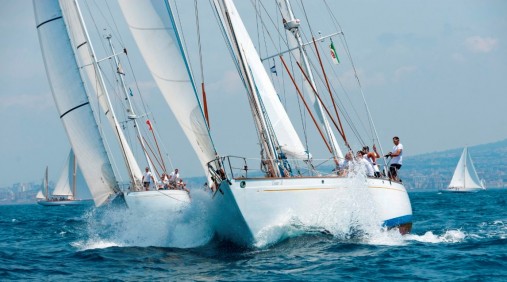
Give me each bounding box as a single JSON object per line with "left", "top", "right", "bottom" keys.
{"left": 383, "top": 215, "right": 412, "bottom": 228}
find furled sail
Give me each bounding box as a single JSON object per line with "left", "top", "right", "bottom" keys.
{"left": 117, "top": 0, "right": 219, "bottom": 175}
{"left": 212, "top": 0, "right": 309, "bottom": 160}
{"left": 33, "top": 0, "right": 118, "bottom": 206}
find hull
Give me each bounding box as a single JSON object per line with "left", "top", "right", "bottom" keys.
{"left": 212, "top": 176, "right": 413, "bottom": 246}
{"left": 124, "top": 190, "right": 191, "bottom": 214}
{"left": 37, "top": 199, "right": 86, "bottom": 206}
{"left": 440, "top": 187, "right": 484, "bottom": 193}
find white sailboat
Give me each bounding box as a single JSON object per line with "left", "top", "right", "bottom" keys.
{"left": 37, "top": 150, "right": 87, "bottom": 206}
{"left": 441, "top": 146, "right": 485, "bottom": 193}
{"left": 116, "top": 0, "right": 222, "bottom": 212}
{"left": 207, "top": 0, "right": 413, "bottom": 246}
{"left": 34, "top": 0, "right": 190, "bottom": 212}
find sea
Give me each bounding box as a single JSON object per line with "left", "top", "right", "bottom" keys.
{"left": 1, "top": 189, "right": 506, "bottom": 281}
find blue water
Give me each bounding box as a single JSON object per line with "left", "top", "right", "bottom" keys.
{"left": 1, "top": 189, "right": 507, "bottom": 281}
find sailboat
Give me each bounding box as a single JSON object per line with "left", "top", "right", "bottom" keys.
{"left": 34, "top": 0, "right": 190, "bottom": 212}
{"left": 441, "top": 146, "right": 485, "bottom": 193}
{"left": 206, "top": 0, "right": 413, "bottom": 245}
{"left": 37, "top": 150, "right": 87, "bottom": 206}
{"left": 116, "top": 0, "right": 221, "bottom": 191}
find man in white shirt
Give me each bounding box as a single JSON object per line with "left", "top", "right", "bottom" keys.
{"left": 169, "top": 168, "right": 180, "bottom": 187}
{"left": 386, "top": 136, "right": 403, "bottom": 181}
{"left": 357, "top": 151, "right": 375, "bottom": 177}
{"left": 142, "top": 167, "right": 155, "bottom": 191}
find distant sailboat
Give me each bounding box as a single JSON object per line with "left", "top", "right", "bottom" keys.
{"left": 441, "top": 146, "right": 485, "bottom": 193}
{"left": 37, "top": 150, "right": 86, "bottom": 206}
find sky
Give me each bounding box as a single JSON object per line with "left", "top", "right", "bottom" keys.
{"left": 1, "top": 0, "right": 506, "bottom": 187}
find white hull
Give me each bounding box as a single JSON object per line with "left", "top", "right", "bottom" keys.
{"left": 439, "top": 187, "right": 484, "bottom": 193}
{"left": 124, "top": 190, "right": 191, "bottom": 214}
{"left": 37, "top": 199, "right": 86, "bottom": 206}
{"left": 212, "top": 176, "right": 413, "bottom": 246}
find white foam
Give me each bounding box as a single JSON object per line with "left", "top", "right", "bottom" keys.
{"left": 72, "top": 239, "right": 122, "bottom": 250}
{"left": 253, "top": 162, "right": 404, "bottom": 247}
{"left": 404, "top": 230, "right": 466, "bottom": 243}
{"left": 77, "top": 189, "right": 215, "bottom": 249}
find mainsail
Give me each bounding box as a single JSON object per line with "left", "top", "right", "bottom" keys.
{"left": 34, "top": 0, "right": 118, "bottom": 206}
{"left": 117, "top": 0, "right": 219, "bottom": 175}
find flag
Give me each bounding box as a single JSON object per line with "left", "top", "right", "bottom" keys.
{"left": 330, "top": 40, "right": 340, "bottom": 65}
{"left": 146, "top": 120, "right": 153, "bottom": 131}
{"left": 270, "top": 65, "right": 277, "bottom": 76}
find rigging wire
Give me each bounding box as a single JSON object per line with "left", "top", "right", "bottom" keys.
{"left": 322, "top": 0, "right": 386, "bottom": 156}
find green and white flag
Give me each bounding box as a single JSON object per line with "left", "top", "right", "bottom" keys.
{"left": 329, "top": 40, "right": 340, "bottom": 65}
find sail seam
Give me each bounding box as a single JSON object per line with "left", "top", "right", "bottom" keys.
{"left": 60, "top": 102, "right": 90, "bottom": 119}
{"left": 36, "top": 16, "right": 62, "bottom": 29}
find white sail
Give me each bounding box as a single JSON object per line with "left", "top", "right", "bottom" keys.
{"left": 36, "top": 190, "right": 45, "bottom": 200}
{"left": 59, "top": 0, "right": 143, "bottom": 189}
{"left": 117, "top": 0, "right": 219, "bottom": 175}
{"left": 52, "top": 151, "right": 74, "bottom": 197}
{"left": 34, "top": 0, "right": 118, "bottom": 206}
{"left": 448, "top": 147, "right": 484, "bottom": 190}
{"left": 212, "top": 0, "right": 309, "bottom": 160}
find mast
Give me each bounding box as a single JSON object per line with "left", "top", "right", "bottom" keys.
{"left": 45, "top": 166, "right": 49, "bottom": 200}
{"left": 117, "top": 0, "right": 224, "bottom": 182}
{"left": 276, "top": 0, "right": 343, "bottom": 165}
{"left": 213, "top": 0, "right": 279, "bottom": 176}
{"left": 69, "top": 0, "right": 143, "bottom": 190}
{"left": 72, "top": 151, "right": 77, "bottom": 199}
{"left": 463, "top": 147, "right": 467, "bottom": 189}
{"left": 105, "top": 35, "right": 158, "bottom": 178}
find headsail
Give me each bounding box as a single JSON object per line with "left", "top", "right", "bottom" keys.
{"left": 117, "top": 0, "right": 219, "bottom": 175}
{"left": 212, "top": 0, "right": 309, "bottom": 161}
{"left": 34, "top": 0, "right": 118, "bottom": 206}
{"left": 52, "top": 150, "right": 74, "bottom": 197}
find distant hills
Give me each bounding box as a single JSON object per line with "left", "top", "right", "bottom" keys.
{"left": 401, "top": 139, "right": 507, "bottom": 190}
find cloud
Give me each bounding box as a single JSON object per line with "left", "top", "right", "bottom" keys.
{"left": 465, "top": 36, "right": 498, "bottom": 53}
{"left": 451, "top": 52, "right": 465, "bottom": 62}
{"left": 394, "top": 66, "right": 417, "bottom": 82}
